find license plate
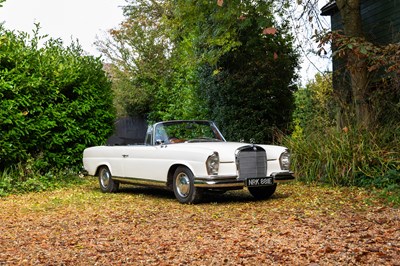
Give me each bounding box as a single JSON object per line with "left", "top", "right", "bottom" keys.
{"left": 246, "top": 177, "right": 273, "bottom": 187}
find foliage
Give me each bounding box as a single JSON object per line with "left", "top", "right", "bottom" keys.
{"left": 0, "top": 162, "right": 86, "bottom": 197}
{"left": 291, "top": 73, "right": 335, "bottom": 137}
{"left": 188, "top": 1, "right": 299, "bottom": 143}
{"left": 286, "top": 73, "right": 399, "bottom": 204}
{"left": 315, "top": 3, "right": 400, "bottom": 128}
{"left": 286, "top": 124, "right": 399, "bottom": 185}
{"left": 295, "top": 0, "right": 400, "bottom": 130}
{"left": 97, "top": 0, "right": 207, "bottom": 122}
{"left": 318, "top": 31, "right": 400, "bottom": 76}
{"left": 0, "top": 25, "right": 115, "bottom": 172}
{"left": 317, "top": 30, "right": 400, "bottom": 125}
{"left": 97, "top": 0, "right": 170, "bottom": 117}
{"left": 98, "top": 0, "right": 299, "bottom": 136}
{"left": 149, "top": 63, "right": 208, "bottom": 122}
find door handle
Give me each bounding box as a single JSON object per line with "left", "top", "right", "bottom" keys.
{"left": 122, "top": 154, "right": 129, "bottom": 158}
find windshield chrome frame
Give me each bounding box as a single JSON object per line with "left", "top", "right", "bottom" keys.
{"left": 151, "top": 120, "right": 226, "bottom": 146}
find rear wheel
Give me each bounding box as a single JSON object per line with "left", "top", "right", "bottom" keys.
{"left": 173, "top": 166, "right": 202, "bottom": 204}
{"left": 248, "top": 184, "right": 277, "bottom": 200}
{"left": 98, "top": 166, "right": 119, "bottom": 193}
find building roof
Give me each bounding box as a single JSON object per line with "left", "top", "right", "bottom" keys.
{"left": 321, "top": 1, "right": 338, "bottom": 16}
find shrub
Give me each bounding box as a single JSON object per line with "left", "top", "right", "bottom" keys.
{"left": 0, "top": 25, "right": 115, "bottom": 173}
{"left": 285, "top": 73, "right": 399, "bottom": 205}
{"left": 288, "top": 73, "right": 399, "bottom": 184}
{"left": 285, "top": 126, "right": 399, "bottom": 187}
{"left": 0, "top": 161, "right": 86, "bottom": 196}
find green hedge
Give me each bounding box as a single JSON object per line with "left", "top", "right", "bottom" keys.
{"left": 0, "top": 26, "right": 115, "bottom": 172}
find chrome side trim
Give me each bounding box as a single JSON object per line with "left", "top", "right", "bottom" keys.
{"left": 111, "top": 171, "right": 294, "bottom": 190}
{"left": 112, "top": 176, "right": 167, "bottom": 187}
{"left": 195, "top": 174, "right": 238, "bottom": 180}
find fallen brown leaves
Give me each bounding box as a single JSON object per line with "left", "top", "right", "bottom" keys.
{"left": 0, "top": 180, "right": 399, "bottom": 265}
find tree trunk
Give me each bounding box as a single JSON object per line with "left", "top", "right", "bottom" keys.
{"left": 336, "top": 0, "right": 371, "bottom": 128}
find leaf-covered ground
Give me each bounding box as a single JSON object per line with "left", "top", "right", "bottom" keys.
{"left": 1, "top": 180, "right": 399, "bottom": 265}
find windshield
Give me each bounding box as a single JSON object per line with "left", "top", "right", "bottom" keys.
{"left": 154, "top": 121, "right": 225, "bottom": 144}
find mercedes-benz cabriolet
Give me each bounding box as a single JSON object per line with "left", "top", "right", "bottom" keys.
{"left": 83, "top": 120, "right": 294, "bottom": 203}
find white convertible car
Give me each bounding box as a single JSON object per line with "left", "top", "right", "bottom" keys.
{"left": 83, "top": 120, "right": 294, "bottom": 203}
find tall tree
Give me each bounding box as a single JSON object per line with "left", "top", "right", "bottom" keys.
{"left": 97, "top": 0, "right": 207, "bottom": 121}
{"left": 99, "top": 0, "right": 299, "bottom": 140}
{"left": 193, "top": 1, "right": 299, "bottom": 142}
{"left": 97, "top": 0, "right": 171, "bottom": 118}
{"left": 298, "top": 0, "right": 399, "bottom": 129}
{"left": 335, "top": 0, "right": 369, "bottom": 128}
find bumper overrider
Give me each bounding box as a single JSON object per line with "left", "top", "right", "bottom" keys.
{"left": 194, "top": 171, "right": 295, "bottom": 188}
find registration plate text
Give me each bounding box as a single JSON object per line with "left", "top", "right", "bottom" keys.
{"left": 246, "top": 177, "right": 273, "bottom": 187}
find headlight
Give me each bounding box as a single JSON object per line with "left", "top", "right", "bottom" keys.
{"left": 206, "top": 152, "right": 219, "bottom": 175}
{"left": 279, "top": 149, "right": 291, "bottom": 170}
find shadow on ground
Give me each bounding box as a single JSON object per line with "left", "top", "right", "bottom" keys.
{"left": 92, "top": 183, "right": 291, "bottom": 204}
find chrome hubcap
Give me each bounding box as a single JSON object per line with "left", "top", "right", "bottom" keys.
{"left": 100, "top": 169, "right": 110, "bottom": 188}
{"left": 176, "top": 172, "right": 190, "bottom": 197}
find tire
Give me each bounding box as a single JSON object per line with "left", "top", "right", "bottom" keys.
{"left": 173, "top": 166, "right": 202, "bottom": 204}
{"left": 248, "top": 184, "right": 277, "bottom": 200}
{"left": 98, "top": 166, "right": 119, "bottom": 193}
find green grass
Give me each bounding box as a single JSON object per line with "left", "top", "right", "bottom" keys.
{"left": 0, "top": 164, "right": 87, "bottom": 197}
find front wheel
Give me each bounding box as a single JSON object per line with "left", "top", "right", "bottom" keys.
{"left": 98, "top": 166, "right": 119, "bottom": 193}
{"left": 173, "top": 166, "right": 202, "bottom": 204}
{"left": 248, "top": 184, "right": 277, "bottom": 200}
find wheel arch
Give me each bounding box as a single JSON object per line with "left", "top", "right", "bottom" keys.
{"left": 167, "top": 163, "right": 194, "bottom": 189}
{"left": 94, "top": 163, "right": 113, "bottom": 177}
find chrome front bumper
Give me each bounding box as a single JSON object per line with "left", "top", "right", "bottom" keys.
{"left": 194, "top": 175, "right": 243, "bottom": 188}
{"left": 271, "top": 171, "right": 296, "bottom": 183}
{"left": 194, "top": 172, "right": 295, "bottom": 188}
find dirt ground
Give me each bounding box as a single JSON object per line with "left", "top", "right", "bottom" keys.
{"left": 1, "top": 180, "right": 399, "bottom": 265}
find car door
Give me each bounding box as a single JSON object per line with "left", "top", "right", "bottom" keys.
{"left": 121, "top": 145, "right": 171, "bottom": 182}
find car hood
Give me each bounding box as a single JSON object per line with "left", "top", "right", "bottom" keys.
{"left": 165, "top": 141, "right": 287, "bottom": 162}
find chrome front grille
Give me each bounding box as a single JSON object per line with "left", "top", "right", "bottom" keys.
{"left": 236, "top": 146, "right": 267, "bottom": 180}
